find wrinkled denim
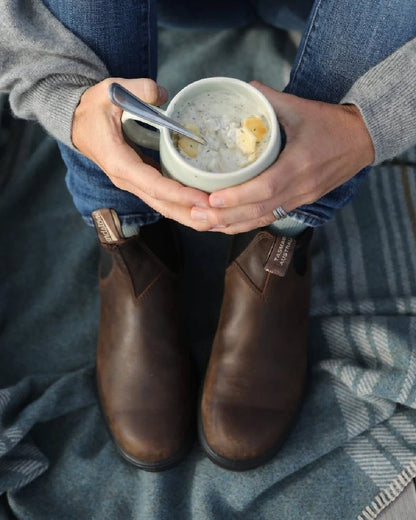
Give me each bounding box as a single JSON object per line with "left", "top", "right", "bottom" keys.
{"left": 43, "top": 0, "right": 415, "bottom": 227}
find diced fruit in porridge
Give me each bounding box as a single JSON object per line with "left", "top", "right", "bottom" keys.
{"left": 236, "top": 126, "right": 257, "bottom": 155}
{"left": 178, "top": 124, "right": 200, "bottom": 158}
{"left": 178, "top": 136, "right": 199, "bottom": 158}
{"left": 185, "top": 123, "right": 201, "bottom": 134}
{"left": 243, "top": 117, "right": 267, "bottom": 142}
{"left": 173, "top": 91, "right": 271, "bottom": 172}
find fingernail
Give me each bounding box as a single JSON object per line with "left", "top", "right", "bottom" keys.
{"left": 194, "top": 202, "right": 209, "bottom": 209}
{"left": 211, "top": 196, "right": 225, "bottom": 208}
{"left": 191, "top": 209, "right": 208, "bottom": 221}
{"left": 158, "top": 85, "right": 168, "bottom": 98}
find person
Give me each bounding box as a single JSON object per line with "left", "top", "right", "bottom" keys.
{"left": 0, "top": 0, "right": 415, "bottom": 472}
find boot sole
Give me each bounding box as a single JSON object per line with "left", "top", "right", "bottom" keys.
{"left": 116, "top": 434, "right": 195, "bottom": 472}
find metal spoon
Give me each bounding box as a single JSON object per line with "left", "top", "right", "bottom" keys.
{"left": 108, "top": 82, "right": 206, "bottom": 145}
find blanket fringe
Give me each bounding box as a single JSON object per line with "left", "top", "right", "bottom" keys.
{"left": 358, "top": 458, "right": 416, "bottom": 520}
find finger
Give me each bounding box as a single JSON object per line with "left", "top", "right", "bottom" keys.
{"left": 204, "top": 187, "right": 312, "bottom": 234}
{"left": 111, "top": 77, "right": 169, "bottom": 107}
{"left": 208, "top": 213, "right": 276, "bottom": 235}
{"left": 120, "top": 179, "right": 213, "bottom": 232}
{"left": 191, "top": 197, "right": 285, "bottom": 228}
{"left": 249, "top": 81, "right": 303, "bottom": 134}
{"left": 84, "top": 97, "right": 210, "bottom": 209}
{"left": 208, "top": 153, "right": 295, "bottom": 209}
{"left": 98, "top": 138, "right": 210, "bottom": 209}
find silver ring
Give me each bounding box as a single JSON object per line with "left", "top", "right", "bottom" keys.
{"left": 272, "top": 206, "right": 288, "bottom": 221}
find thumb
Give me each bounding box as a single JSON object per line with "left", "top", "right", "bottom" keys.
{"left": 249, "top": 81, "right": 303, "bottom": 135}
{"left": 114, "top": 77, "right": 169, "bottom": 107}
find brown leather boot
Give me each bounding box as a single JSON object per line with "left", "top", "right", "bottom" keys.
{"left": 199, "top": 227, "right": 313, "bottom": 471}
{"left": 91, "top": 209, "right": 193, "bottom": 471}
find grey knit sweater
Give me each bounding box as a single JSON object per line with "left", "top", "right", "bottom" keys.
{"left": 0, "top": 0, "right": 415, "bottom": 165}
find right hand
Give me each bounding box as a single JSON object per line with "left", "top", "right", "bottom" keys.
{"left": 72, "top": 77, "right": 211, "bottom": 229}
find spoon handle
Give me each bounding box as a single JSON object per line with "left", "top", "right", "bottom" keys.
{"left": 108, "top": 82, "right": 206, "bottom": 145}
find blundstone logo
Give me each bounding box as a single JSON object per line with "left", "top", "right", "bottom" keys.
{"left": 94, "top": 213, "right": 118, "bottom": 243}
{"left": 273, "top": 236, "right": 293, "bottom": 267}
{"left": 265, "top": 236, "right": 295, "bottom": 277}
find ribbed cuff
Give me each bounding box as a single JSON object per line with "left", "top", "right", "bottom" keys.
{"left": 341, "top": 38, "right": 416, "bottom": 165}
{"left": 23, "top": 74, "right": 105, "bottom": 149}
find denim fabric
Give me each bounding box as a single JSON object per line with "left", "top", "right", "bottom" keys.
{"left": 284, "top": 0, "right": 416, "bottom": 225}
{"left": 42, "top": 0, "right": 161, "bottom": 228}
{"left": 43, "top": 0, "right": 415, "bottom": 227}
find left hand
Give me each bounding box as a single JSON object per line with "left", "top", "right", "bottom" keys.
{"left": 190, "top": 81, "right": 375, "bottom": 234}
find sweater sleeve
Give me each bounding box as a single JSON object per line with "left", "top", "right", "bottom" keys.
{"left": 0, "top": 0, "right": 109, "bottom": 148}
{"left": 341, "top": 37, "right": 416, "bottom": 165}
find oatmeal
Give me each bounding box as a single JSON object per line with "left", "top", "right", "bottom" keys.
{"left": 172, "top": 90, "right": 270, "bottom": 173}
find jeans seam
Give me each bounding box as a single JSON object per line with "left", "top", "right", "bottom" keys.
{"left": 289, "top": 0, "right": 323, "bottom": 93}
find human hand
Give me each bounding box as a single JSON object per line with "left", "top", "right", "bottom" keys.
{"left": 72, "top": 77, "right": 210, "bottom": 229}
{"left": 190, "top": 81, "right": 375, "bottom": 234}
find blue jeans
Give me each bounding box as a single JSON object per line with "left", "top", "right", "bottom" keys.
{"left": 43, "top": 0, "right": 415, "bottom": 228}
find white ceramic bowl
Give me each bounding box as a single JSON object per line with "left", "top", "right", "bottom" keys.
{"left": 121, "top": 77, "right": 280, "bottom": 193}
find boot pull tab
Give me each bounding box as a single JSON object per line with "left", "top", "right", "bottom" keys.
{"left": 92, "top": 208, "right": 124, "bottom": 245}
{"left": 264, "top": 235, "right": 296, "bottom": 277}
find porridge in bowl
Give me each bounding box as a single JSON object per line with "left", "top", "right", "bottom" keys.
{"left": 172, "top": 90, "right": 270, "bottom": 173}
